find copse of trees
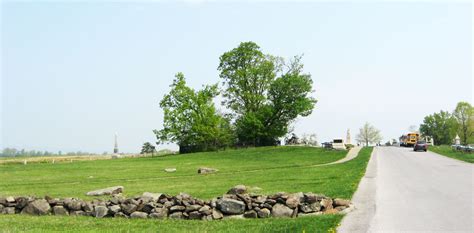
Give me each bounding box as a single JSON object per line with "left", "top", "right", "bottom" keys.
{"left": 420, "top": 101, "right": 473, "bottom": 145}
{"left": 155, "top": 42, "right": 316, "bottom": 153}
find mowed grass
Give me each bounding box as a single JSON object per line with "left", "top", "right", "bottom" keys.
{"left": 0, "top": 146, "right": 374, "bottom": 232}
{"left": 429, "top": 145, "right": 474, "bottom": 163}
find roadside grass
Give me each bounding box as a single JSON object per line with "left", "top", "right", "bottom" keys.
{"left": 429, "top": 145, "right": 474, "bottom": 163}
{"left": 0, "top": 214, "right": 343, "bottom": 233}
{"left": 0, "top": 146, "right": 374, "bottom": 232}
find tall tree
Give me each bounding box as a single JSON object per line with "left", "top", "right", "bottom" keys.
{"left": 419, "top": 111, "right": 458, "bottom": 145}
{"left": 218, "top": 42, "right": 316, "bottom": 146}
{"left": 453, "top": 101, "right": 473, "bottom": 145}
{"left": 154, "top": 73, "right": 234, "bottom": 153}
{"left": 356, "top": 122, "right": 382, "bottom": 147}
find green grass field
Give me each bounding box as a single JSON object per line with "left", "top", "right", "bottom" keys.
{"left": 0, "top": 146, "right": 373, "bottom": 232}
{"left": 429, "top": 145, "right": 474, "bottom": 163}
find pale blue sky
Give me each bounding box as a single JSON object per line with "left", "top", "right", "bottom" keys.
{"left": 1, "top": 1, "right": 472, "bottom": 153}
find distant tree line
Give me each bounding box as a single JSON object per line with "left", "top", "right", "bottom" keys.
{"left": 0, "top": 148, "right": 98, "bottom": 157}
{"left": 154, "top": 42, "right": 316, "bottom": 153}
{"left": 420, "top": 101, "right": 474, "bottom": 145}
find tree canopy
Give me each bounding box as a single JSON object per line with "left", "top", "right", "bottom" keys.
{"left": 419, "top": 111, "right": 458, "bottom": 145}
{"left": 453, "top": 101, "right": 473, "bottom": 145}
{"left": 218, "top": 42, "right": 316, "bottom": 146}
{"left": 153, "top": 73, "right": 233, "bottom": 153}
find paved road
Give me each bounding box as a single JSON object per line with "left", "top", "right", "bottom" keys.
{"left": 339, "top": 146, "right": 474, "bottom": 233}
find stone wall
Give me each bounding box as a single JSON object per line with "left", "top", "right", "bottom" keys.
{"left": 0, "top": 185, "right": 353, "bottom": 220}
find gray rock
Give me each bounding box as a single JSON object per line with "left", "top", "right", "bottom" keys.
{"left": 86, "top": 186, "right": 124, "bottom": 196}
{"left": 286, "top": 196, "right": 300, "bottom": 209}
{"left": 271, "top": 204, "right": 293, "bottom": 218}
{"left": 198, "top": 167, "right": 218, "bottom": 174}
{"left": 114, "top": 212, "right": 128, "bottom": 218}
{"left": 333, "top": 198, "right": 351, "bottom": 207}
{"left": 198, "top": 205, "right": 212, "bottom": 215}
{"left": 299, "top": 202, "right": 321, "bottom": 213}
{"left": 216, "top": 198, "right": 245, "bottom": 215}
{"left": 169, "top": 211, "right": 183, "bottom": 219}
{"left": 188, "top": 211, "right": 202, "bottom": 220}
{"left": 243, "top": 210, "right": 258, "bottom": 218}
{"left": 320, "top": 198, "right": 333, "bottom": 210}
{"left": 211, "top": 209, "right": 223, "bottom": 219}
{"left": 82, "top": 202, "right": 94, "bottom": 212}
{"left": 223, "top": 214, "right": 244, "bottom": 219}
{"left": 150, "top": 208, "right": 168, "bottom": 219}
{"left": 94, "top": 206, "right": 108, "bottom": 218}
{"left": 0, "top": 204, "right": 3, "bottom": 213}
{"left": 6, "top": 196, "right": 15, "bottom": 203}
{"left": 170, "top": 205, "right": 186, "bottom": 213}
{"left": 130, "top": 211, "right": 148, "bottom": 219}
{"left": 142, "top": 192, "right": 164, "bottom": 202}
{"left": 21, "top": 199, "right": 51, "bottom": 215}
{"left": 108, "top": 205, "right": 121, "bottom": 214}
{"left": 70, "top": 210, "right": 86, "bottom": 216}
{"left": 66, "top": 200, "right": 83, "bottom": 211}
{"left": 15, "top": 197, "right": 28, "bottom": 210}
{"left": 53, "top": 206, "right": 69, "bottom": 216}
{"left": 2, "top": 207, "right": 15, "bottom": 215}
{"left": 257, "top": 208, "right": 270, "bottom": 218}
{"left": 227, "top": 185, "right": 247, "bottom": 195}
{"left": 164, "top": 168, "right": 176, "bottom": 173}
{"left": 185, "top": 204, "right": 202, "bottom": 213}
{"left": 121, "top": 203, "right": 137, "bottom": 215}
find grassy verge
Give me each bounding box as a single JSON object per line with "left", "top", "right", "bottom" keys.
{"left": 0, "top": 146, "right": 374, "bottom": 232}
{"left": 429, "top": 145, "right": 474, "bottom": 163}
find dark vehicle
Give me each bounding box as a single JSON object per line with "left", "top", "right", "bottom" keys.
{"left": 414, "top": 140, "right": 428, "bottom": 152}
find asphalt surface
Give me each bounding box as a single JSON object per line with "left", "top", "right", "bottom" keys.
{"left": 339, "top": 146, "right": 474, "bottom": 233}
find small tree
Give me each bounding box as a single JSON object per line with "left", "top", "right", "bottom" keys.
{"left": 356, "top": 122, "right": 382, "bottom": 147}
{"left": 141, "top": 142, "right": 156, "bottom": 155}
{"left": 453, "top": 101, "right": 473, "bottom": 145}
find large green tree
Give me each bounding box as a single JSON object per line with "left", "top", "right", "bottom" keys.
{"left": 419, "top": 111, "right": 458, "bottom": 145}
{"left": 154, "top": 73, "right": 234, "bottom": 153}
{"left": 453, "top": 101, "right": 473, "bottom": 145}
{"left": 218, "top": 42, "right": 316, "bottom": 146}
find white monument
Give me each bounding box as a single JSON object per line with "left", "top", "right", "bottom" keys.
{"left": 113, "top": 133, "right": 119, "bottom": 154}
{"left": 454, "top": 134, "right": 461, "bottom": 145}
{"left": 346, "top": 129, "right": 351, "bottom": 145}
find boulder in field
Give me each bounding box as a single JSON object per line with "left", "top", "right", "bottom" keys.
{"left": 216, "top": 198, "right": 245, "bottom": 215}
{"left": 333, "top": 198, "right": 351, "bottom": 207}
{"left": 86, "top": 186, "right": 124, "bottom": 196}
{"left": 53, "top": 206, "right": 69, "bottom": 216}
{"left": 169, "top": 211, "right": 184, "bottom": 219}
{"left": 164, "top": 168, "right": 176, "bottom": 173}
{"left": 2, "top": 207, "right": 15, "bottom": 215}
{"left": 21, "top": 199, "right": 51, "bottom": 215}
{"left": 198, "top": 167, "right": 218, "bottom": 174}
{"left": 227, "top": 185, "right": 247, "bottom": 195}
{"left": 257, "top": 208, "right": 271, "bottom": 218}
{"left": 320, "top": 198, "right": 333, "bottom": 210}
{"left": 243, "top": 210, "right": 258, "bottom": 218}
{"left": 94, "top": 206, "right": 109, "bottom": 218}
{"left": 150, "top": 208, "right": 168, "bottom": 219}
{"left": 211, "top": 209, "right": 223, "bottom": 219}
{"left": 108, "top": 205, "right": 121, "bottom": 214}
{"left": 130, "top": 211, "right": 148, "bottom": 219}
{"left": 142, "top": 192, "right": 164, "bottom": 202}
{"left": 299, "top": 202, "right": 321, "bottom": 213}
{"left": 271, "top": 204, "right": 293, "bottom": 218}
{"left": 6, "top": 196, "right": 15, "bottom": 203}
